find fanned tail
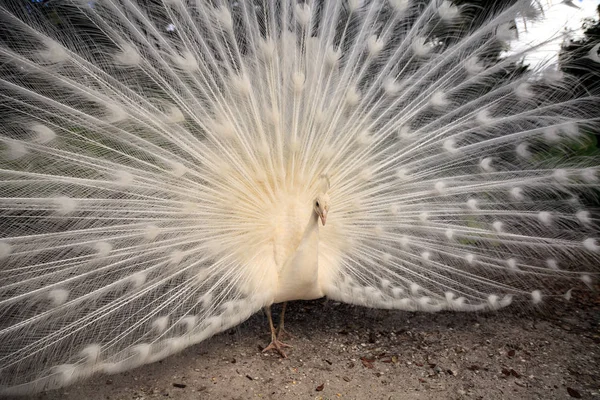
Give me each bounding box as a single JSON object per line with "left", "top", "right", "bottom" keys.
{"left": 0, "top": 0, "right": 598, "bottom": 395}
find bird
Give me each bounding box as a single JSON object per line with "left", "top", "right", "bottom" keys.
{"left": 560, "top": 0, "right": 580, "bottom": 10}
{"left": 0, "top": 0, "right": 599, "bottom": 395}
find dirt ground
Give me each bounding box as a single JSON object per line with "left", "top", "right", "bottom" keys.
{"left": 19, "top": 290, "right": 600, "bottom": 400}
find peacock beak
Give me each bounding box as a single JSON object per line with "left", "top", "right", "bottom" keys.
{"left": 320, "top": 210, "right": 327, "bottom": 226}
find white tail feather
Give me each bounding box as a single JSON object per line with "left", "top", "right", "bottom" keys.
{"left": 0, "top": 0, "right": 599, "bottom": 395}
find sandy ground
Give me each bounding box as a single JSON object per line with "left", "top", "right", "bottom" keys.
{"left": 13, "top": 290, "right": 600, "bottom": 400}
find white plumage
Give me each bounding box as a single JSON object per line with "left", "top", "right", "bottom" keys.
{"left": 0, "top": 0, "right": 599, "bottom": 394}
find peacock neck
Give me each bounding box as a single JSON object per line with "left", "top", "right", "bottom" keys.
{"left": 272, "top": 208, "right": 323, "bottom": 303}
{"left": 303, "top": 209, "right": 320, "bottom": 240}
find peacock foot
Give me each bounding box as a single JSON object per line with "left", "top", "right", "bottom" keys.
{"left": 262, "top": 338, "right": 292, "bottom": 358}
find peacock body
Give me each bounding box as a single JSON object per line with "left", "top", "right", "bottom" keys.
{"left": 0, "top": 0, "right": 599, "bottom": 394}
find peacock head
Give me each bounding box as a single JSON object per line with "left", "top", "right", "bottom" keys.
{"left": 314, "top": 174, "right": 331, "bottom": 226}
{"left": 314, "top": 193, "right": 330, "bottom": 226}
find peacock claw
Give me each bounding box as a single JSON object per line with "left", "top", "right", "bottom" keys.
{"left": 262, "top": 339, "right": 292, "bottom": 358}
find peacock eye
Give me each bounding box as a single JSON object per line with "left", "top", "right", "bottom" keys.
{"left": 316, "top": 201, "right": 320, "bottom": 207}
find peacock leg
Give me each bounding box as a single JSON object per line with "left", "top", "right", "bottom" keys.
{"left": 262, "top": 305, "right": 292, "bottom": 358}
{"left": 276, "top": 302, "right": 294, "bottom": 340}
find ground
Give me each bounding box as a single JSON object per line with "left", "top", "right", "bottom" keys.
{"left": 26, "top": 291, "right": 600, "bottom": 400}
